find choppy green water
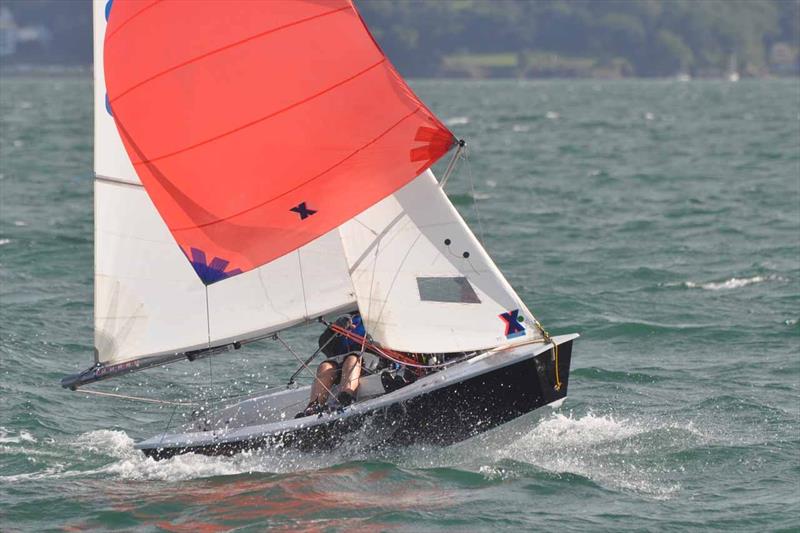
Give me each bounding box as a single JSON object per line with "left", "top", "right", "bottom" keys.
{"left": 1, "top": 77, "right": 798, "bottom": 532}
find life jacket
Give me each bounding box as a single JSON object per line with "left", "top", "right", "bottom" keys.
{"left": 318, "top": 313, "right": 365, "bottom": 357}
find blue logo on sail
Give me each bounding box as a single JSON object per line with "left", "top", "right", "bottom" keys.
{"left": 499, "top": 309, "right": 526, "bottom": 339}
{"left": 186, "top": 247, "right": 242, "bottom": 284}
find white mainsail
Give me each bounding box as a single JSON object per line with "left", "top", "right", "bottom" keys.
{"left": 91, "top": 1, "right": 356, "bottom": 368}
{"left": 339, "top": 170, "right": 540, "bottom": 353}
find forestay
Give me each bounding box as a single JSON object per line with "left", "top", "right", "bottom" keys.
{"left": 90, "top": 0, "right": 356, "bottom": 373}
{"left": 339, "top": 171, "right": 541, "bottom": 353}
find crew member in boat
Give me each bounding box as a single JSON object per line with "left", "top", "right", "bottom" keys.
{"left": 297, "top": 313, "right": 366, "bottom": 417}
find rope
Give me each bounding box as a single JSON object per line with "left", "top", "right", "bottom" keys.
{"left": 439, "top": 139, "right": 466, "bottom": 189}
{"left": 207, "top": 354, "right": 214, "bottom": 405}
{"left": 79, "top": 389, "right": 200, "bottom": 406}
{"left": 464, "top": 148, "right": 487, "bottom": 246}
{"left": 287, "top": 327, "right": 338, "bottom": 386}
{"left": 533, "top": 319, "right": 562, "bottom": 391}
{"left": 203, "top": 284, "right": 216, "bottom": 407}
{"left": 159, "top": 403, "right": 180, "bottom": 448}
{"left": 329, "top": 324, "right": 471, "bottom": 370}
{"left": 274, "top": 333, "right": 339, "bottom": 406}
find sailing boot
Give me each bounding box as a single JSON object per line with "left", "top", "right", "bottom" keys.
{"left": 295, "top": 399, "right": 324, "bottom": 418}
{"left": 336, "top": 390, "right": 356, "bottom": 407}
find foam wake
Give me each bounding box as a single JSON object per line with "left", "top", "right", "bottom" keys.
{"left": 73, "top": 430, "right": 346, "bottom": 481}
{"left": 0, "top": 427, "right": 37, "bottom": 444}
{"left": 1, "top": 412, "right": 707, "bottom": 499}
{"left": 485, "top": 412, "right": 706, "bottom": 498}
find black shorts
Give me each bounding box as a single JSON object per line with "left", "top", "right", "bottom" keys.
{"left": 322, "top": 353, "right": 360, "bottom": 385}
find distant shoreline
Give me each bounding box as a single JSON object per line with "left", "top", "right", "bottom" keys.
{"left": 1, "top": 63, "right": 797, "bottom": 81}
{"left": 0, "top": 64, "right": 92, "bottom": 78}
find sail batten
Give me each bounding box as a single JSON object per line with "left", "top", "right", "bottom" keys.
{"left": 95, "top": 175, "right": 143, "bottom": 188}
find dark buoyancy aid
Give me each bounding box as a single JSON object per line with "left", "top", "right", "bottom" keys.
{"left": 318, "top": 313, "right": 366, "bottom": 358}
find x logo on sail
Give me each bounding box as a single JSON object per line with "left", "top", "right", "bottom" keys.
{"left": 290, "top": 202, "right": 317, "bottom": 220}
{"left": 186, "top": 247, "right": 242, "bottom": 285}
{"left": 499, "top": 309, "right": 526, "bottom": 339}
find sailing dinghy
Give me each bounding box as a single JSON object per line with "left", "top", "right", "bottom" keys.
{"left": 63, "top": 0, "right": 577, "bottom": 460}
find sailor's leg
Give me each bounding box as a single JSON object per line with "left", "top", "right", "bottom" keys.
{"left": 340, "top": 354, "right": 362, "bottom": 396}
{"left": 310, "top": 360, "right": 338, "bottom": 405}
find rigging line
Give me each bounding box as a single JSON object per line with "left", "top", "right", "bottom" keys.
{"left": 297, "top": 251, "right": 309, "bottom": 319}
{"left": 159, "top": 403, "right": 181, "bottom": 450}
{"left": 439, "top": 139, "right": 465, "bottom": 189}
{"left": 203, "top": 286, "right": 212, "bottom": 347}
{"left": 204, "top": 285, "right": 215, "bottom": 405}
{"left": 287, "top": 330, "right": 338, "bottom": 385}
{"left": 465, "top": 148, "right": 487, "bottom": 246}
{"left": 79, "top": 389, "right": 199, "bottom": 406}
{"left": 347, "top": 211, "right": 405, "bottom": 274}
{"left": 274, "top": 333, "right": 338, "bottom": 405}
{"left": 373, "top": 231, "right": 423, "bottom": 326}
{"left": 353, "top": 217, "right": 379, "bottom": 236}
{"left": 329, "top": 324, "right": 468, "bottom": 369}
{"left": 359, "top": 324, "right": 367, "bottom": 355}
{"left": 199, "top": 381, "right": 276, "bottom": 404}
{"left": 290, "top": 359, "right": 377, "bottom": 389}
{"left": 365, "top": 233, "right": 379, "bottom": 326}
{"left": 208, "top": 355, "right": 215, "bottom": 406}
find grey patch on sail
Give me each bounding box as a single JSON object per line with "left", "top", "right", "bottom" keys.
{"left": 417, "top": 276, "right": 481, "bottom": 304}
{"left": 95, "top": 279, "right": 148, "bottom": 363}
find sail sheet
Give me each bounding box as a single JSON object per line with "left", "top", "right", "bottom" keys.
{"left": 339, "top": 170, "right": 541, "bottom": 353}
{"left": 92, "top": 0, "right": 355, "bottom": 368}
{"left": 103, "top": 0, "right": 454, "bottom": 284}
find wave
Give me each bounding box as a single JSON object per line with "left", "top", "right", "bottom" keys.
{"left": 0, "top": 408, "right": 748, "bottom": 504}
{"left": 1, "top": 429, "right": 324, "bottom": 483}
{"left": 445, "top": 116, "right": 470, "bottom": 126}
{"left": 571, "top": 367, "right": 664, "bottom": 384}
{"left": 447, "top": 192, "right": 491, "bottom": 206}
{"left": 681, "top": 275, "right": 786, "bottom": 291}
{"left": 483, "top": 412, "right": 707, "bottom": 498}
{"left": 589, "top": 318, "right": 714, "bottom": 339}
{"left": 0, "top": 427, "right": 37, "bottom": 444}
{"left": 391, "top": 411, "right": 705, "bottom": 499}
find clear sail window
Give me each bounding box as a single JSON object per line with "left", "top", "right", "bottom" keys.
{"left": 417, "top": 277, "right": 481, "bottom": 304}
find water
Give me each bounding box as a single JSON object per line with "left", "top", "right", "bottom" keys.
{"left": 1, "top": 77, "right": 798, "bottom": 531}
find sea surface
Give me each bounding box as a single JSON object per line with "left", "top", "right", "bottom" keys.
{"left": 1, "top": 77, "right": 798, "bottom": 532}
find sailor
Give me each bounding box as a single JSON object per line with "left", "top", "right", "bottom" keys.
{"left": 297, "top": 313, "right": 365, "bottom": 417}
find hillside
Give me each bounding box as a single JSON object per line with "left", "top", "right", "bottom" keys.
{"left": 1, "top": 0, "right": 798, "bottom": 78}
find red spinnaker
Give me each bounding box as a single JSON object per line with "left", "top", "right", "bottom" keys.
{"left": 104, "top": 0, "right": 454, "bottom": 284}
